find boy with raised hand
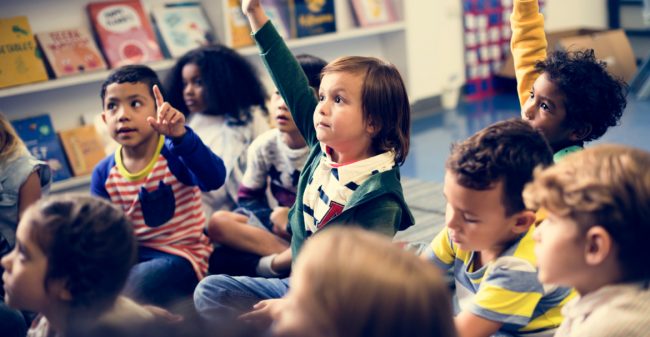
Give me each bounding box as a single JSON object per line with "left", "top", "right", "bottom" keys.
{"left": 423, "top": 119, "right": 575, "bottom": 337}
{"left": 523, "top": 145, "right": 650, "bottom": 337}
{"left": 511, "top": 0, "right": 627, "bottom": 161}
{"left": 91, "top": 65, "right": 226, "bottom": 308}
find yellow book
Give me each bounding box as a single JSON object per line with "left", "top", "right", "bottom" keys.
{"left": 58, "top": 125, "right": 107, "bottom": 177}
{"left": 225, "top": 0, "right": 254, "bottom": 48}
{"left": 0, "top": 16, "right": 48, "bottom": 88}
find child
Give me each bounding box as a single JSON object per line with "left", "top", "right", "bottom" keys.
{"left": 0, "top": 112, "right": 52, "bottom": 337}
{"left": 523, "top": 145, "right": 650, "bottom": 337}
{"left": 423, "top": 119, "right": 575, "bottom": 337}
{"left": 1, "top": 195, "right": 152, "bottom": 337}
{"left": 193, "top": 0, "right": 414, "bottom": 321}
{"left": 165, "top": 45, "right": 269, "bottom": 215}
{"left": 207, "top": 54, "right": 327, "bottom": 277}
{"left": 263, "top": 226, "right": 457, "bottom": 337}
{"left": 511, "top": 0, "right": 627, "bottom": 161}
{"left": 91, "top": 65, "right": 226, "bottom": 307}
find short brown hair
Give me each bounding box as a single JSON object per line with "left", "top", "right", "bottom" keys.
{"left": 523, "top": 144, "right": 650, "bottom": 282}
{"left": 447, "top": 118, "right": 553, "bottom": 215}
{"left": 295, "top": 227, "right": 456, "bottom": 337}
{"left": 322, "top": 56, "right": 410, "bottom": 165}
{"left": 28, "top": 195, "right": 137, "bottom": 313}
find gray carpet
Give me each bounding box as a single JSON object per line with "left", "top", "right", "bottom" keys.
{"left": 393, "top": 178, "right": 446, "bottom": 252}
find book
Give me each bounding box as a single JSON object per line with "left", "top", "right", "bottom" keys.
{"left": 350, "top": 0, "right": 398, "bottom": 27}
{"left": 35, "top": 27, "right": 107, "bottom": 78}
{"left": 293, "top": 0, "right": 335, "bottom": 38}
{"left": 87, "top": 0, "right": 164, "bottom": 68}
{"left": 223, "top": 0, "right": 254, "bottom": 48}
{"left": 58, "top": 125, "right": 107, "bottom": 177}
{"left": 150, "top": 2, "right": 216, "bottom": 58}
{"left": 0, "top": 16, "right": 49, "bottom": 88}
{"left": 10, "top": 114, "right": 72, "bottom": 183}
{"left": 261, "top": 0, "right": 293, "bottom": 39}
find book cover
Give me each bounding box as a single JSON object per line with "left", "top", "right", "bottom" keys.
{"left": 350, "top": 0, "right": 398, "bottom": 27}
{"left": 58, "top": 125, "right": 107, "bottom": 177}
{"left": 223, "top": 0, "right": 254, "bottom": 48}
{"left": 0, "top": 16, "right": 49, "bottom": 88}
{"left": 35, "top": 27, "right": 108, "bottom": 78}
{"left": 293, "top": 0, "right": 335, "bottom": 38}
{"left": 10, "top": 114, "right": 72, "bottom": 183}
{"left": 87, "top": 0, "right": 164, "bottom": 68}
{"left": 150, "top": 2, "right": 216, "bottom": 58}
{"left": 261, "top": 0, "right": 293, "bottom": 39}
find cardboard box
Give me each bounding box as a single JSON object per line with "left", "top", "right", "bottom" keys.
{"left": 500, "top": 28, "right": 638, "bottom": 82}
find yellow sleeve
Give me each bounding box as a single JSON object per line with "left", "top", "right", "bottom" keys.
{"left": 511, "top": 0, "right": 547, "bottom": 110}
{"left": 427, "top": 227, "right": 456, "bottom": 269}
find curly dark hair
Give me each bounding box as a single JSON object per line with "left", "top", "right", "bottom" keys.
{"left": 447, "top": 118, "right": 554, "bottom": 215}
{"left": 535, "top": 49, "right": 628, "bottom": 142}
{"left": 165, "top": 45, "right": 268, "bottom": 124}
{"left": 28, "top": 195, "right": 136, "bottom": 313}
{"left": 100, "top": 65, "right": 164, "bottom": 107}
{"left": 295, "top": 54, "right": 327, "bottom": 89}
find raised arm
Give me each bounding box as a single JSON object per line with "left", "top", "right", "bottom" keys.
{"left": 511, "top": 0, "right": 547, "bottom": 110}
{"left": 242, "top": 0, "right": 320, "bottom": 147}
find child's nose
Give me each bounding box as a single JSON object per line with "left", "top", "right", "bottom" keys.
{"left": 117, "top": 107, "right": 130, "bottom": 121}
{"left": 0, "top": 251, "right": 13, "bottom": 271}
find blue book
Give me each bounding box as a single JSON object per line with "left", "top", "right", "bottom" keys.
{"left": 293, "top": 0, "right": 335, "bottom": 38}
{"left": 11, "top": 114, "right": 72, "bottom": 182}
{"left": 150, "top": 2, "right": 216, "bottom": 58}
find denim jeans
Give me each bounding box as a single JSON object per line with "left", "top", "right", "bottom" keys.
{"left": 124, "top": 246, "right": 198, "bottom": 308}
{"left": 194, "top": 275, "right": 290, "bottom": 321}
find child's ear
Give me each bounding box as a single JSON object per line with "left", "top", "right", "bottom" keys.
{"left": 569, "top": 123, "right": 592, "bottom": 142}
{"left": 101, "top": 111, "right": 107, "bottom": 124}
{"left": 48, "top": 278, "right": 73, "bottom": 302}
{"left": 584, "top": 225, "right": 613, "bottom": 266}
{"left": 512, "top": 210, "right": 536, "bottom": 234}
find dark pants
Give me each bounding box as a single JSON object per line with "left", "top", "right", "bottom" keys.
{"left": 124, "top": 247, "right": 198, "bottom": 308}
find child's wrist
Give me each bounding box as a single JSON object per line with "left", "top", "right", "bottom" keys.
{"left": 256, "top": 253, "right": 280, "bottom": 277}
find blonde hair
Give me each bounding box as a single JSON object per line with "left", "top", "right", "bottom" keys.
{"left": 294, "top": 227, "right": 457, "bottom": 337}
{"left": 0, "top": 112, "right": 26, "bottom": 163}
{"left": 523, "top": 144, "right": 650, "bottom": 281}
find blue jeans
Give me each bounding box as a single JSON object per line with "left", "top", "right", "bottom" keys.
{"left": 194, "top": 275, "right": 290, "bottom": 320}
{"left": 124, "top": 247, "right": 198, "bottom": 307}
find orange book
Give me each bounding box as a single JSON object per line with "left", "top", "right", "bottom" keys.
{"left": 87, "top": 0, "right": 164, "bottom": 68}
{"left": 36, "top": 27, "right": 107, "bottom": 78}
{"left": 58, "top": 125, "right": 107, "bottom": 177}
{"left": 223, "top": 0, "right": 254, "bottom": 48}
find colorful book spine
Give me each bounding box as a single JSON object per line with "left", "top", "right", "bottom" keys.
{"left": 0, "top": 16, "right": 48, "bottom": 88}
{"left": 35, "top": 27, "right": 107, "bottom": 78}
{"left": 11, "top": 114, "right": 72, "bottom": 183}
{"left": 87, "top": 0, "right": 164, "bottom": 68}
{"left": 293, "top": 0, "right": 336, "bottom": 38}
{"left": 150, "top": 2, "right": 216, "bottom": 58}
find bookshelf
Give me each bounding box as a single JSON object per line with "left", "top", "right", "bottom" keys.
{"left": 1, "top": 0, "right": 465, "bottom": 193}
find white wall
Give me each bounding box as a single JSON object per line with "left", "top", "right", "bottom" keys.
{"left": 544, "top": 0, "right": 608, "bottom": 30}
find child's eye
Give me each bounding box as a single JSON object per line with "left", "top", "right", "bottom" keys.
{"left": 540, "top": 102, "right": 550, "bottom": 111}
{"left": 194, "top": 78, "right": 203, "bottom": 86}
{"left": 529, "top": 90, "right": 534, "bottom": 99}
{"left": 334, "top": 96, "right": 342, "bottom": 103}
{"left": 106, "top": 102, "right": 116, "bottom": 111}
{"left": 318, "top": 95, "right": 325, "bottom": 102}
{"left": 131, "top": 100, "right": 143, "bottom": 108}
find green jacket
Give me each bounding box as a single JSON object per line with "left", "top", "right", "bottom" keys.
{"left": 253, "top": 22, "right": 414, "bottom": 259}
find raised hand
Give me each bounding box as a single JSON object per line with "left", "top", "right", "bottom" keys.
{"left": 147, "top": 85, "right": 186, "bottom": 139}
{"left": 241, "top": 0, "right": 269, "bottom": 32}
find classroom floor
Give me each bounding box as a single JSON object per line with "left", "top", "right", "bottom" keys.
{"left": 394, "top": 92, "right": 650, "bottom": 246}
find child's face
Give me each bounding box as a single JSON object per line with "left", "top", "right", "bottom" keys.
{"left": 102, "top": 82, "right": 158, "bottom": 148}
{"left": 271, "top": 89, "right": 300, "bottom": 134}
{"left": 1, "top": 211, "right": 51, "bottom": 312}
{"left": 443, "top": 170, "right": 525, "bottom": 254}
{"left": 181, "top": 63, "right": 206, "bottom": 114}
{"left": 314, "top": 72, "right": 374, "bottom": 156}
{"left": 533, "top": 213, "right": 588, "bottom": 286}
{"left": 522, "top": 73, "right": 574, "bottom": 149}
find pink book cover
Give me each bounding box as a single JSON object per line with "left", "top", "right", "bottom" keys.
{"left": 87, "top": 0, "right": 163, "bottom": 68}
{"left": 36, "top": 27, "right": 108, "bottom": 78}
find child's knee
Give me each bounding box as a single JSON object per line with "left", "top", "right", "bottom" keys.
{"left": 207, "top": 211, "right": 232, "bottom": 242}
